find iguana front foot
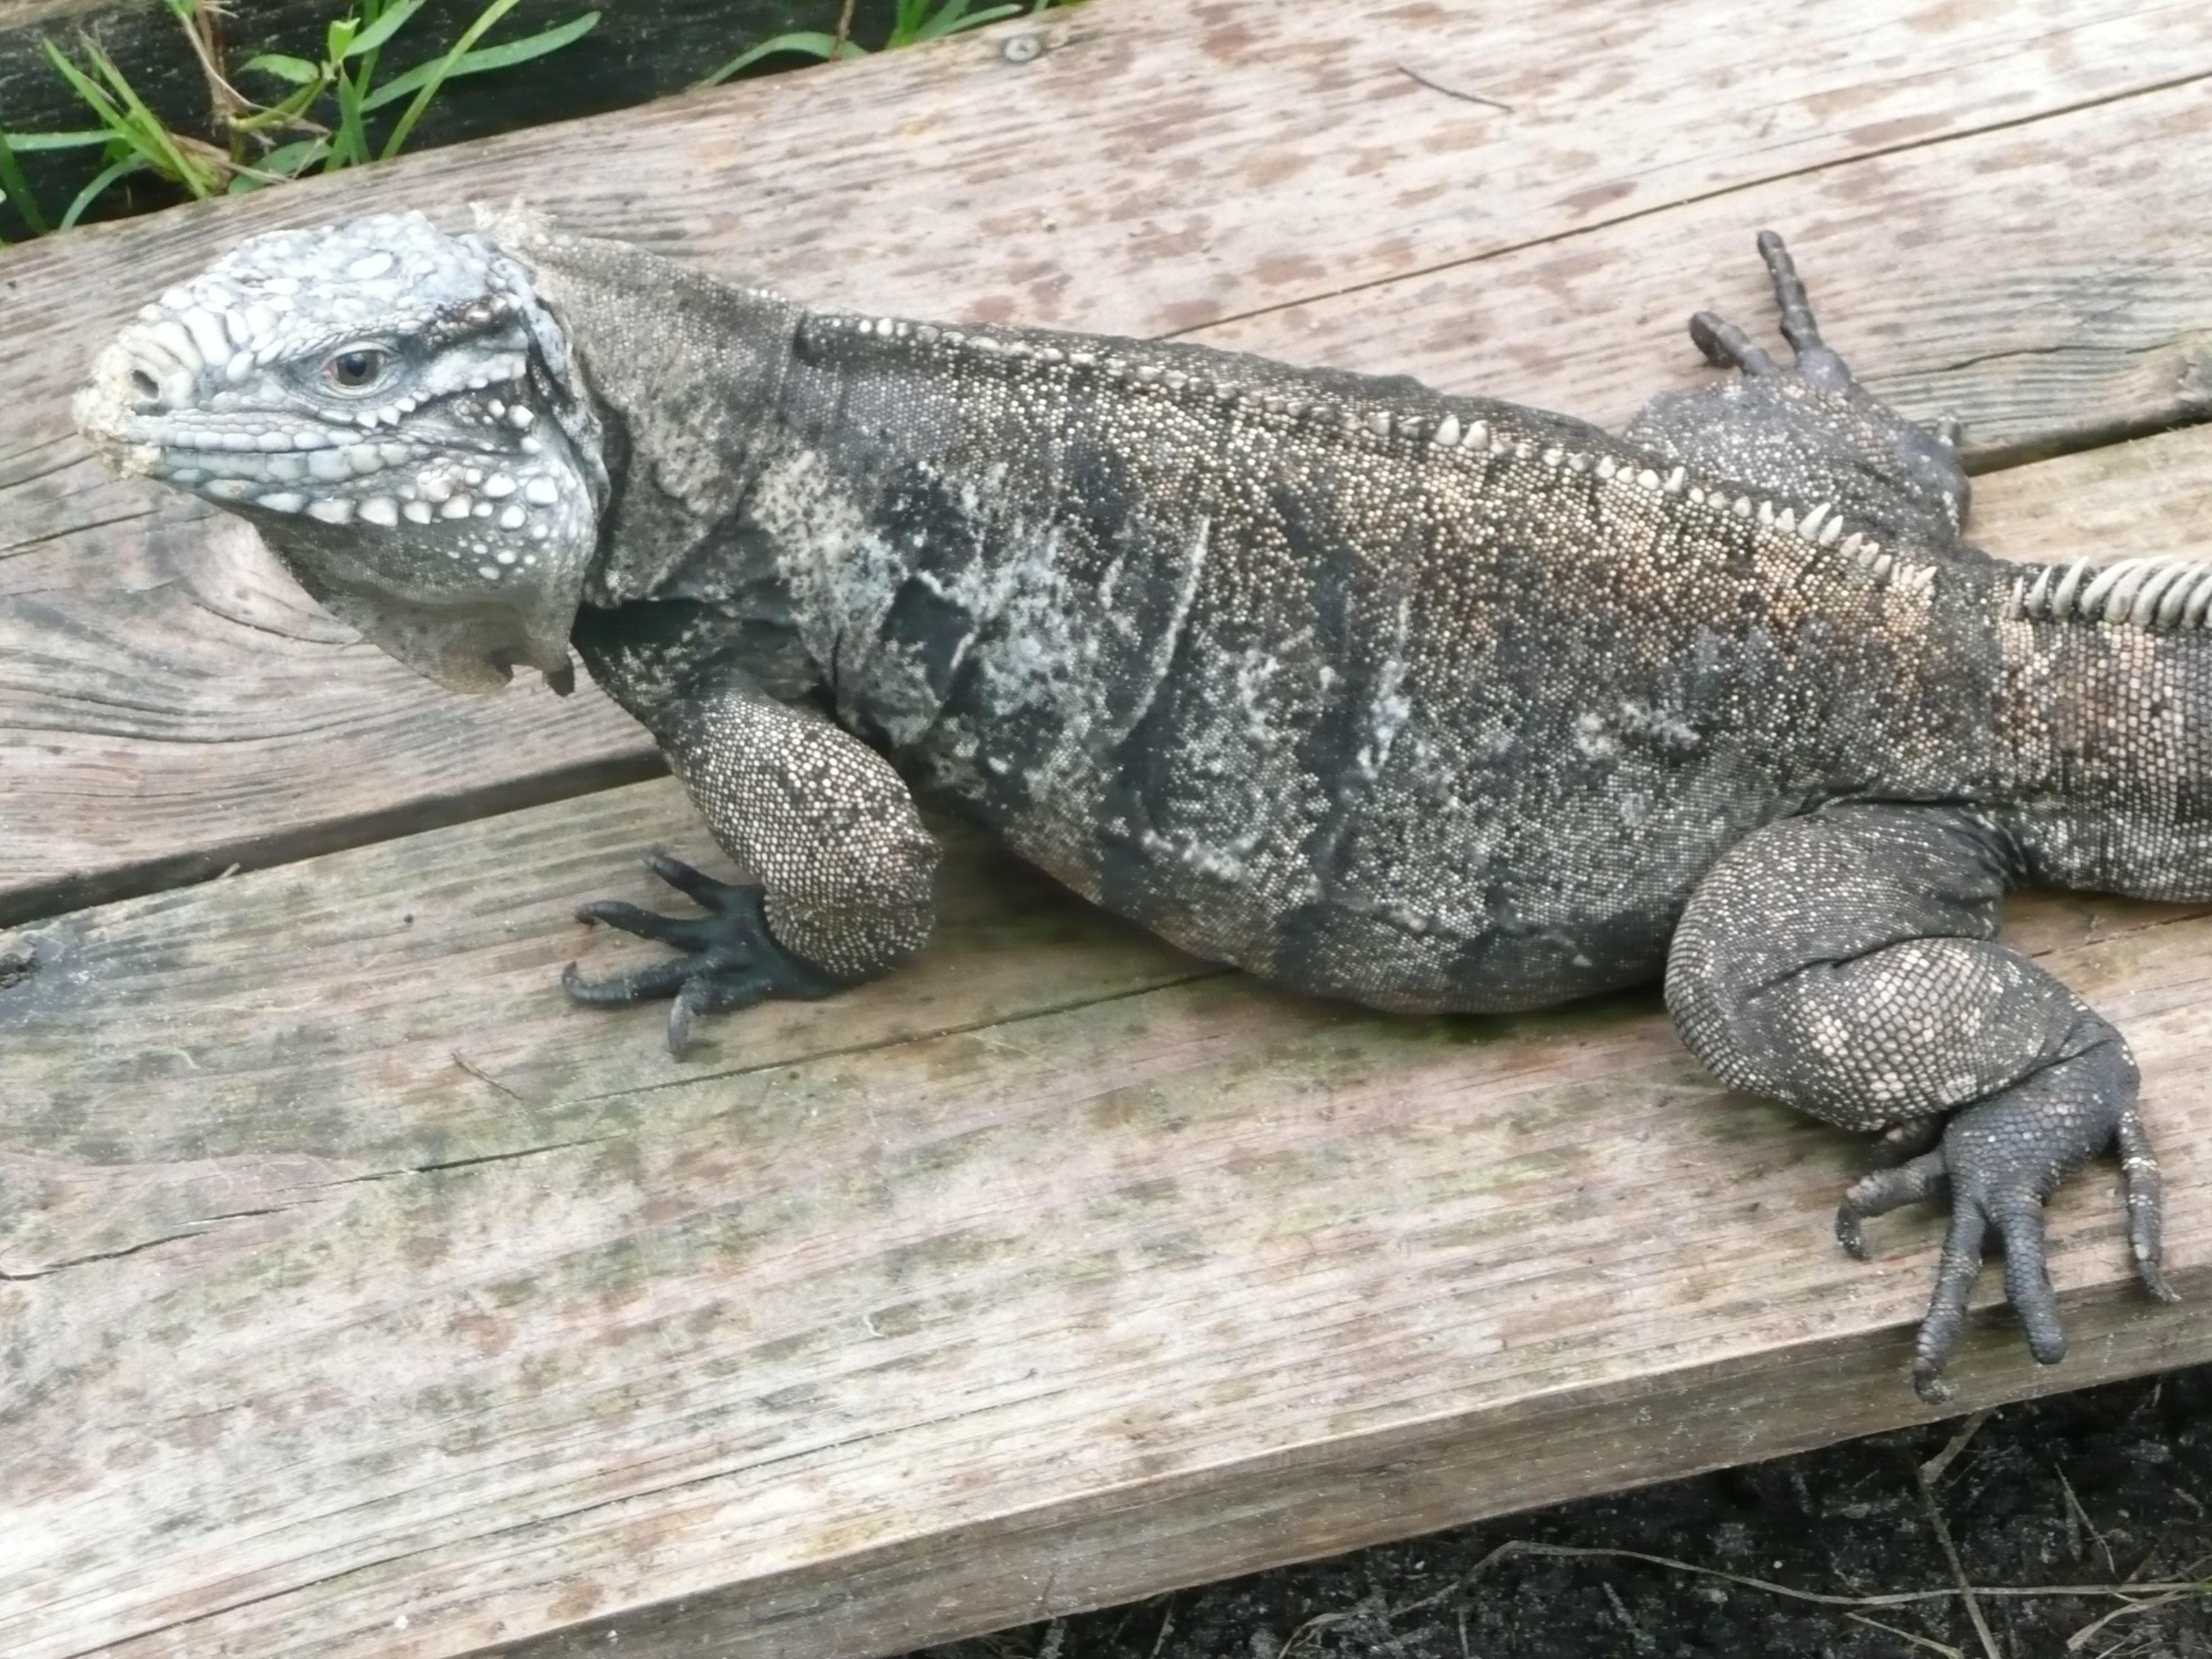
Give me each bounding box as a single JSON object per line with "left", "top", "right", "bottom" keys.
{"left": 563, "top": 854, "right": 846, "bottom": 1057}
{"left": 1836, "top": 1052, "right": 2177, "bottom": 1404}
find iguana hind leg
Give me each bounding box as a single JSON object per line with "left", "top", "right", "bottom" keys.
{"left": 1625, "top": 230, "right": 1972, "bottom": 547}
{"left": 1664, "top": 804, "right": 2175, "bottom": 1403}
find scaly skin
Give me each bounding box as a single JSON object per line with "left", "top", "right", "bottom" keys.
{"left": 76, "top": 210, "right": 2195, "bottom": 1400}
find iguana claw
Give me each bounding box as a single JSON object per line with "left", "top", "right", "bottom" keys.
{"left": 563, "top": 853, "right": 845, "bottom": 1057}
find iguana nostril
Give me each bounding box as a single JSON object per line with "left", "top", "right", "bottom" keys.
{"left": 129, "top": 367, "right": 160, "bottom": 405}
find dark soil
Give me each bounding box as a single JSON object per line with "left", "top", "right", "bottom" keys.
{"left": 911, "top": 1364, "right": 2212, "bottom": 1659}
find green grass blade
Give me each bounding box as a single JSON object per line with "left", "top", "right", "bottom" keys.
{"left": 451, "top": 7, "right": 599, "bottom": 71}
{"left": 228, "top": 71, "right": 331, "bottom": 135}
{"left": 230, "top": 135, "right": 330, "bottom": 189}
{"left": 377, "top": 0, "right": 526, "bottom": 159}
{"left": 696, "top": 30, "right": 849, "bottom": 86}
{"left": 96, "top": 41, "right": 221, "bottom": 195}
{"left": 0, "top": 126, "right": 50, "bottom": 235}
{"left": 42, "top": 40, "right": 225, "bottom": 202}
{"left": 345, "top": 0, "right": 428, "bottom": 58}
{"left": 42, "top": 39, "right": 132, "bottom": 136}
{"left": 331, "top": 57, "right": 373, "bottom": 168}
{"left": 58, "top": 153, "right": 145, "bottom": 229}
{"left": 240, "top": 51, "right": 321, "bottom": 85}
{"left": 3, "top": 130, "right": 112, "bottom": 151}
{"left": 910, "top": 1, "right": 1021, "bottom": 42}
{"left": 361, "top": 11, "right": 599, "bottom": 112}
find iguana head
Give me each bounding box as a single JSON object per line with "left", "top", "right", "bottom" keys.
{"left": 75, "top": 210, "right": 606, "bottom": 693}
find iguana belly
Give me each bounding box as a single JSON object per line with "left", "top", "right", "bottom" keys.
{"left": 890, "top": 681, "right": 1797, "bottom": 1013}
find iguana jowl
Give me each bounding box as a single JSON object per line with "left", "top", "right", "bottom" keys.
{"left": 76, "top": 209, "right": 2188, "bottom": 1401}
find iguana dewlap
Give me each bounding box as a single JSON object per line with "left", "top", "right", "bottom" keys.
{"left": 76, "top": 210, "right": 2190, "bottom": 1401}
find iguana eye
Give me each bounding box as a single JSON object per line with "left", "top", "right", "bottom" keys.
{"left": 325, "top": 347, "right": 392, "bottom": 391}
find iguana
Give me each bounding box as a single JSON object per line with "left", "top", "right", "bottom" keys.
{"left": 75, "top": 209, "right": 2187, "bottom": 1403}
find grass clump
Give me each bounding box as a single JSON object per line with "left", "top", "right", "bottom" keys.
{"left": 1, "top": 0, "right": 597, "bottom": 238}
{"left": 699, "top": 0, "right": 1064, "bottom": 85}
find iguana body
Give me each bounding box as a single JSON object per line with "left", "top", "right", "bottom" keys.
{"left": 77, "top": 211, "right": 2186, "bottom": 1400}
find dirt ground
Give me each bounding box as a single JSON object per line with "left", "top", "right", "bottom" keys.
{"left": 912, "top": 1363, "right": 2212, "bottom": 1659}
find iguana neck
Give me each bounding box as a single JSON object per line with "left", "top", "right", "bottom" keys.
{"left": 502, "top": 226, "right": 803, "bottom": 609}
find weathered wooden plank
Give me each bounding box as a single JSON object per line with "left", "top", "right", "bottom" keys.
{"left": 1190, "top": 75, "right": 2212, "bottom": 462}
{"left": 6, "top": 0, "right": 2212, "bottom": 915}
{"left": 0, "top": 791, "right": 1210, "bottom": 1182}
{"left": 7, "top": 426, "right": 2212, "bottom": 1658}
{"left": 11, "top": 0, "right": 2204, "bottom": 346}
{"left": 1973, "top": 421, "right": 2212, "bottom": 567}
{"left": 4, "top": 796, "right": 2211, "bottom": 1659}
{"left": 0, "top": 500, "right": 661, "bottom": 920}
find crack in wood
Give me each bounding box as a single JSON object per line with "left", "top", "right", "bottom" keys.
{"left": 557, "top": 966, "right": 1236, "bottom": 1105}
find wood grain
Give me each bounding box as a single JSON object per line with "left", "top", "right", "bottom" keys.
{"left": 1190, "top": 76, "right": 2212, "bottom": 462}
{"left": 5, "top": 0, "right": 2212, "bottom": 914}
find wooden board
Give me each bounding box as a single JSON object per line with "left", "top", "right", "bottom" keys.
{"left": 5, "top": 791, "right": 2212, "bottom": 1659}
{"left": 9, "top": 0, "right": 2212, "bottom": 1655}
{"left": 9, "top": 426, "right": 2212, "bottom": 1659}
{"left": 5, "top": 0, "right": 2212, "bottom": 916}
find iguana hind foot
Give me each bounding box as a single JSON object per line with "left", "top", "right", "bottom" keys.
{"left": 1689, "top": 228, "right": 1846, "bottom": 387}
{"left": 1835, "top": 1048, "right": 2177, "bottom": 1403}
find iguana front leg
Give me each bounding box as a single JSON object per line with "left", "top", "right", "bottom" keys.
{"left": 1664, "top": 804, "right": 2175, "bottom": 1402}
{"left": 567, "top": 626, "right": 941, "bottom": 1056}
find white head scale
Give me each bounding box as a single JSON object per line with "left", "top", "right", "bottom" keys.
{"left": 75, "top": 210, "right": 606, "bottom": 693}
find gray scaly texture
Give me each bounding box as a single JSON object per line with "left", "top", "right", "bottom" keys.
{"left": 77, "top": 209, "right": 2193, "bottom": 1401}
